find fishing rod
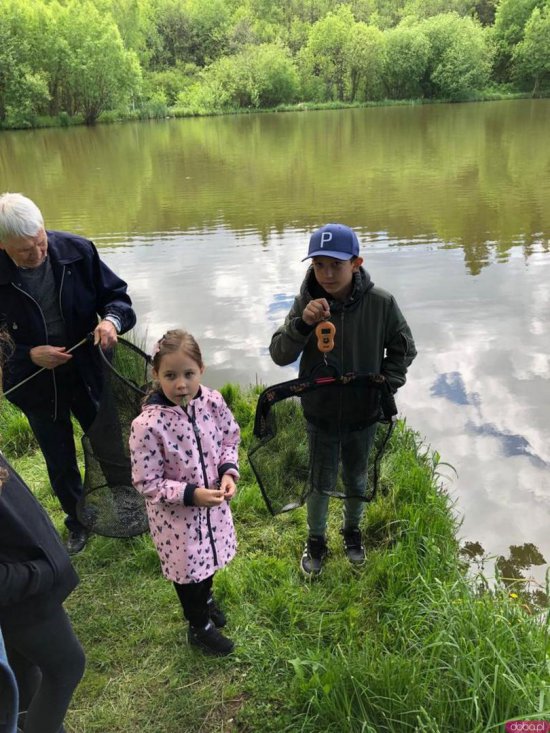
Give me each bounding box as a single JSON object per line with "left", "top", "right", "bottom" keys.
{"left": 2, "top": 335, "right": 91, "bottom": 398}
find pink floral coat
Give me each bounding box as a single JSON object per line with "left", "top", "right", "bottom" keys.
{"left": 129, "top": 387, "right": 239, "bottom": 584}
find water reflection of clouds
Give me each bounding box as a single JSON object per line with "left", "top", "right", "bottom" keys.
{"left": 268, "top": 294, "right": 295, "bottom": 317}
{"left": 393, "top": 248, "right": 550, "bottom": 581}
{"left": 466, "top": 421, "right": 546, "bottom": 465}
{"left": 103, "top": 226, "right": 305, "bottom": 386}
{"left": 431, "top": 372, "right": 480, "bottom": 406}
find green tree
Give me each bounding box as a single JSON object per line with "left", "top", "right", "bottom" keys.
{"left": 150, "top": 0, "right": 231, "bottom": 68}
{"left": 0, "top": 0, "right": 51, "bottom": 124}
{"left": 513, "top": 5, "right": 550, "bottom": 93}
{"left": 492, "top": 0, "right": 544, "bottom": 80}
{"left": 419, "top": 13, "right": 492, "bottom": 99}
{"left": 226, "top": 5, "right": 279, "bottom": 53}
{"left": 109, "top": 0, "right": 155, "bottom": 64}
{"left": 57, "top": 0, "right": 142, "bottom": 123}
{"left": 345, "top": 22, "right": 384, "bottom": 100}
{"left": 303, "top": 5, "right": 356, "bottom": 101}
{"left": 381, "top": 24, "right": 430, "bottom": 99}
{"left": 473, "top": 0, "right": 498, "bottom": 25}
{"left": 400, "top": 0, "right": 477, "bottom": 20}
{"left": 183, "top": 42, "right": 298, "bottom": 110}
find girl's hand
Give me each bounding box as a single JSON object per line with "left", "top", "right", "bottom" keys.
{"left": 220, "top": 474, "right": 236, "bottom": 500}
{"left": 193, "top": 488, "right": 225, "bottom": 507}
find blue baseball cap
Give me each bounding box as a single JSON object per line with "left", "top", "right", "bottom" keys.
{"left": 302, "top": 223, "right": 360, "bottom": 261}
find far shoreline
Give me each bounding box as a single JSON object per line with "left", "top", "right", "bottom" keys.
{"left": 1, "top": 89, "right": 546, "bottom": 133}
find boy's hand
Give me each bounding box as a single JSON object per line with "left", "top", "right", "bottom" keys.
{"left": 303, "top": 298, "right": 330, "bottom": 326}
{"left": 193, "top": 488, "right": 225, "bottom": 507}
{"left": 220, "top": 474, "right": 236, "bottom": 500}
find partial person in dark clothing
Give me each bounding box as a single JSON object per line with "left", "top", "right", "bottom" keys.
{"left": 0, "top": 192, "right": 136, "bottom": 554}
{"left": 0, "top": 328, "right": 85, "bottom": 733}
{"left": 0, "top": 453, "right": 85, "bottom": 733}
{"left": 0, "top": 626, "right": 18, "bottom": 733}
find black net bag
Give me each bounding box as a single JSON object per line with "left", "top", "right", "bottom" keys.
{"left": 77, "top": 338, "right": 151, "bottom": 537}
{"left": 248, "top": 372, "right": 397, "bottom": 516}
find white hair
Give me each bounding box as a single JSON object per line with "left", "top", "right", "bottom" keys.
{"left": 0, "top": 193, "right": 44, "bottom": 240}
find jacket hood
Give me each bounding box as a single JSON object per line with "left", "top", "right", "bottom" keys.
{"left": 301, "top": 265, "right": 374, "bottom": 313}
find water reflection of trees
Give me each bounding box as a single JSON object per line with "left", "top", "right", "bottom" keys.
{"left": 461, "top": 540, "right": 548, "bottom": 609}
{"left": 1, "top": 100, "right": 549, "bottom": 274}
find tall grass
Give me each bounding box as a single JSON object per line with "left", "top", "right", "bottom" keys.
{"left": 0, "top": 399, "right": 37, "bottom": 456}
{"left": 4, "top": 387, "right": 549, "bottom": 733}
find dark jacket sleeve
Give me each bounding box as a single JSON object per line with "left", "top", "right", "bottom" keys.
{"left": 381, "top": 296, "right": 417, "bottom": 392}
{"left": 90, "top": 242, "right": 136, "bottom": 334}
{"left": 0, "top": 453, "right": 79, "bottom": 630}
{"left": 0, "top": 558, "right": 55, "bottom": 607}
{"left": 269, "top": 296, "right": 314, "bottom": 366}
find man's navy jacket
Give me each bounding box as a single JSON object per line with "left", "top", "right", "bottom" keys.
{"left": 0, "top": 231, "right": 136, "bottom": 415}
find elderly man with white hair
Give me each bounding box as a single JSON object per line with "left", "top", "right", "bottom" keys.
{"left": 0, "top": 193, "right": 136, "bottom": 554}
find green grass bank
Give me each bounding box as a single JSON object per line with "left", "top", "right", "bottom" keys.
{"left": 3, "top": 386, "right": 549, "bottom": 733}
{"left": 2, "top": 88, "right": 547, "bottom": 132}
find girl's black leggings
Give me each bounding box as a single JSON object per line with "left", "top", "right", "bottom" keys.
{"left": 4, "top": 606, "right": 85, "bottom": 733}
{"left": 173, "top": 574, "right": 214, "bottom": 627}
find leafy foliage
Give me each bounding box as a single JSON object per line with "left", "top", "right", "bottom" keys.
{"left": 513, "top": 4, "right": 550, "bottom": 93}
{"left": 180, "top": 42, "right": 298, "bottom": 111}
{"left": 419, "top": 12, "right": 493, "bottom": 99}
{"left": 0, "top": 0, "right": 548, "bottom": 127}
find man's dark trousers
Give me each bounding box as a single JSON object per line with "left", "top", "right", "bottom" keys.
{"left": 24, "top": 366, "right": 96, "bottom": 533}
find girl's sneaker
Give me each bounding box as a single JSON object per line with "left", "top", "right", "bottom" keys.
{"left": 207, "top": 596, "right": 227, "bottom": 628}
{"left": 188, "top": 621, "right": 234, "bottom": 656}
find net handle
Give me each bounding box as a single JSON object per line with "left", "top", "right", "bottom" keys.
{"left": 96, "top": 337, "right": 151, "bottom": 396}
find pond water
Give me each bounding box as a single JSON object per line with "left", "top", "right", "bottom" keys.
{"left": 1, "top": 99, "right": 549, "bottom": 584}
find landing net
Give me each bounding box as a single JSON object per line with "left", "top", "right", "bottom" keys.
{"left": 77, "top": 338, "right": 150, "bottom": 537}
{"left": 248, "top": 373, "right": 397, "bottom": 516}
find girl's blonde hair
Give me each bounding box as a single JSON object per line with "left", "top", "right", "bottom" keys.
{"left": 152, "top": 329, "right": 204, "bottom": 372}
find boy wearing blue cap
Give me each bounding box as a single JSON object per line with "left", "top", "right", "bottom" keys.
{"left": 270, "top": 223, "right": 417, "bottom": 576}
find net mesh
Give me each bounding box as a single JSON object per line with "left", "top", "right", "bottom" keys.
{"left": 77, "top": 338, "right": 150, "bottom": 537}
{"left": 248, "top": 373, "right": 397, "bottom": 516}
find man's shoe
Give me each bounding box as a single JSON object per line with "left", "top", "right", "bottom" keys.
{"left": 207, "top": 596, "right": 227, "bottom": 628}
{"left": 341, "top": 527, "right": 365, "bottom": 565}
{"left": 300, "top": 535, "right": 328, "bottom": 577}
{"left": 188, "top": 621, "right": 234, "bottom": 656}
{"left": 66, "top": 526, "right": 90, "bottom": 555}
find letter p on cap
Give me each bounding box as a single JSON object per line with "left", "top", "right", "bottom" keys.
{"left": 320, "top": 231, "right": 333, "bottom": 247}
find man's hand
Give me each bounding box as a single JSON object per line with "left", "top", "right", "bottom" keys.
{"left": 94, "top": 320, "right": 118, "bottom": 350}
{"left": 302, "top": 298, "right": 331, "bottom": 326}
{"left": 29, "top": 345, "right": 73, "bottom": 369}
{"left": 193, "top": 488, "right": 225, "bottom": 508}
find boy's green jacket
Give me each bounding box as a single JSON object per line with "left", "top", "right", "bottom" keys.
{"left": 269, "top": 266, "right": 416, "bottom": 429}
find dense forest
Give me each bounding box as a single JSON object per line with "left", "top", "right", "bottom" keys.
{"left": 1, "top": 0, "right": 549, "bottom": 128}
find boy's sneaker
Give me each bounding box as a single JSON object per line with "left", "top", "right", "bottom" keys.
{"left": 207, "top": 596, "right": 227, "bottom": 628}
{"left": 341, "top": 527, "right": 365, "bottom": 565}
{"left": 300, "top": 535, "right": 328, "bottom": 577}
{"left": 188, "top": 621, "right": 234, "bottom": 656}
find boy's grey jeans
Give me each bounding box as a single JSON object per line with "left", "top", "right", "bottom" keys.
{"left": 306, "top": 421, "right": 378, "bottom": 537}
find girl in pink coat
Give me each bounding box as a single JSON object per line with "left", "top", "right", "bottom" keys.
{"left": 129, "top": 329, "right": 239, "bottom": 656}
